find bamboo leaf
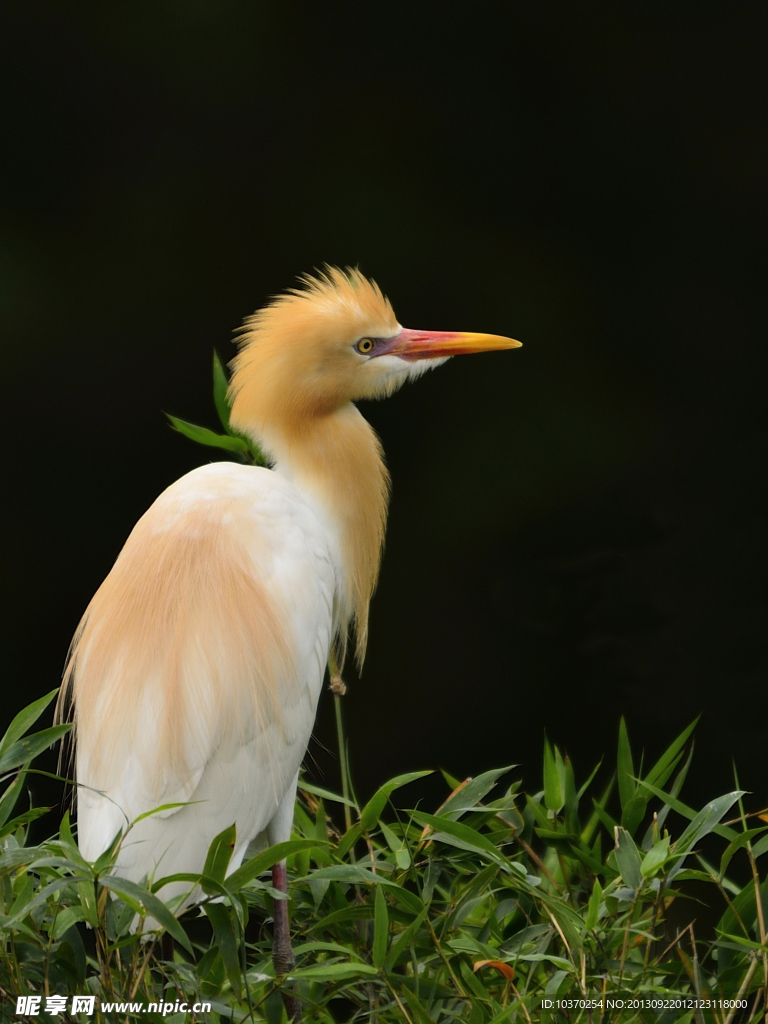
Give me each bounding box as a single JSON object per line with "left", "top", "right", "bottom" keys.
{"left": 0, "top": 725, "right": 72, "bottom": 775}
{"left": 0, "top": 689, "right": 60, "bottom": 754}
{"left": 100, "top": 875, "right": 193, "bottom": 952}
{"left": 617, "top": 717, "right": 635, "bottom": 811}
{"left": 543, "top": 738, "right": 563, "bottom": 813}
{"left": 641, "top": 835, "right": 670, "bottom": 878}
{"left": 165, "top": 414, "right": 249, "bottom": 452}
{"left": 614, "top": 827, "right": 643, "bottom": 891}
{"left": 373, "top": 883, "right": 388, "bottom": 969}
{"left": 212, "top": 349, "right": 232, "bottom": 431}
{"left": 585, "top": 878, "right": 602, "bottom": 930}
{"left": 226, "top": 839, "right": 328, "bottom": 891}
{"left": 202, "top": 824, "right": 237, "bottom": 890}
{"left": 204, "top": 902, "right": 241, "bottom": 996}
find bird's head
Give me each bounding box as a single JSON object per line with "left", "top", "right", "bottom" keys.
{"left": 229, "top": 267, "right": 520, "bottom": 436}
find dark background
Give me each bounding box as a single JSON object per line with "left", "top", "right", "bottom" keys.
{"left": 2, "top": 3, "right": 766, "bottom": 818}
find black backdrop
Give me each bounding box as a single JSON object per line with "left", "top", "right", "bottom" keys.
{"left": 2, "top": 3, "right": 766, "bottom": 818}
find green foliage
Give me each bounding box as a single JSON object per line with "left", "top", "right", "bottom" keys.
{"left": 165, "top": 351, "right": 269, "bottom": 466}
{"left": 3, "top": 701, "right": 768, "bottom": 1023}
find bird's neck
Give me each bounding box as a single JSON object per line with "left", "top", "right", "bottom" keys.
{"left": 265, "top": 403, "right": 390, "bottom": 666}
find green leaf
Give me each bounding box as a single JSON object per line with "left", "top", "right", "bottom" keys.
{"left": 717, "top": 872, "right": 768, "bottom": 939}
{"left": 291, "top": 962, "right": 378, "bottom": 981}
{"left": 750, "top": 832, "right": 768, "bottom": 860}
{"left": 165, "top": 413, "right": 249, "bottom": 452}
{"left": 617, "top": 717, "right": 635, "bottom": 811}
{"left": 100, "top": 875, "right": 193, "bottom": 952}
{"left": 386, "top": 907, "right": 429, "bottom": 968}
{"left": 620, "top": 793, "right": 647, "bottom": 837}
{"left": 299, "top": 779, "right": 357, "bottom": 809}
{"left": 359, "top": 771, "right": 432, "bottom": 831}
{"left": 0, "top": 689, "right": 60, "bottom": 754}
{"left": 635, "top": 778, "right": 739, "bottom": 841}
{"left": 585, "top": 878, "right": 602, "bottom": 930}
{"left": 299, "top": 864, "right": 381, "bottom": 884}
{"left": 543, "top": 738, "right": 563, "bottom": 813}
{"left": 212, "top": 349, "right": 232, "bottom": 431}
{"left": 0, "top": 724, "right": 72, "bottom": 775}
{"left": 411, "top": 811, "right": 507, "bottom": 863}
{"left": 562, "top": 753, "right": 579, "bottom": 833}
{"left": 590, "top": 795, "right": 619, "bottom": 839}
{"left": 226, "top": 839, "right": 327, "bottom": 892}
{"left": 337, "top": 822, "right": 362, "bottom": 860}
{"left": 202, "top": 824, "right": 237, "bottom": 891}
{"left": 719, "top": 828, "right": 768, "bottom": 879}
{"left": 669, "top": 791, "right": 745, "bottom": 876}
{"left": 204, "top": 902, "right": 241, "bottom": 996}
{"left": 644, "top": 717, "right": 699, "bottom": 790}
{"left": 92, "top": 829, "right": 124, "bottom": 874}
{"left": 641, "top": 835, "right": 670, "bottom": 878}
{"left": 373, "top": 883, "right": 388, "bottom": 969}
{"left": 0, "top": 771, "right": 26, "bottom": 827}
{"left": 436, "top": 766, "right": 516, "bottom": 820}
{"left": 0, "top": 805, "right": 50, "bottom": 839}
{"left": 614, "top": 827, "right": 643, "bottom": 891}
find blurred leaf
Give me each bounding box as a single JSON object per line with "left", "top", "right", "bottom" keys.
{"left": 621, "top": 793, "right": 647, "bottom": 837}
{"left": 617, "top": 717, "right": 635, "bottom": 811}
{"left": 0, "top": 805, "right": 50, "bottom": 839}
{"left": 436, "top": 766, "right": 515, "bottom": 820}
{"left": 0, "top": 771, "right": 26, "bottom": 827}
{"left": 641, "top": 835, "right": 670, "bottom": 878}
{"left": 387, "top": 907, "right": 429, "bottom": 968}
{"left": 204, "top": 902, "right": 242, "bottom": 996}
{"left": 0, "top": 725, "right": 72, "bottom": 775}
{"left": 636, "top": 779, "right": 739, "bottom": 841}
{"left": 614, "top": 827, "right": 643, "bottom": 891}
{"left": 543, "top": 738, "right": 563, "bottom": 813}
{"left": 585, "top": 878, "right": 602, "bottom": 930}
{"left": 719, "top": 828, "right": 768, "bottom": 879}
{"left": 165, "top": 413, "right": 249, "bottom": 453}
{"left": 291, "top": 962, "right": 378, "bottom": 981}
{"left": 0, "top": 689, "right": 60, "bottom": 754}
{"left": 299, "top": 780, "right": 357, "bottom": 809}
{"left": 100, "top": 875, "right": 193, "bottom": 952}
{"left": 360, "top": 771, "right": 432, "bottom": 831}
{"left": 202, "top": 823, "right": 237, "bottom": 890}
{"left": 411, "top": 811, "right": 506, "bottom": 863}
{"left": 644, "top": 718, "right": 699, "bottom": 791}
{"left": 563, "top": 754, "right": 579, "bottom": 833}
{"left": 212, "top": 349, "right": 232, "bottom": 431}
{"left": 373, "top": 883, "right": 388, "bottom": 969}
{"left": 669, "top": 792, "right": 745, "bottom": 878}
{"left": 226, "top": 839, "right": 327, "bottom": 891}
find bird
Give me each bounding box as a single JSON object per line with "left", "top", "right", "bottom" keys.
{"left": 57, "top": 267, "right": 520, "bottom": 1012}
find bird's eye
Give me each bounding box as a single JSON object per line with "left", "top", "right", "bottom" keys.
{"left": 356, "top": 337, "right": 375, "bottom": 355}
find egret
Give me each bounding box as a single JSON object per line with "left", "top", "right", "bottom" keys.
{"left": 58, "top": 267, "right": 520, "bottom": 1006}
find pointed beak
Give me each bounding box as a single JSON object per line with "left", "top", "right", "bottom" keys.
{"left": 385, "top": 328, "right": 522, "bottom": 361}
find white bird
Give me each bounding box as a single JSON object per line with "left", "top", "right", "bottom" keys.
{"left": 58, "top": 268, "right": 520, "bottom": 1007}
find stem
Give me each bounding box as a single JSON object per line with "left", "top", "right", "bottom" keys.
{"left": 334, "top": 694, "right": 353, "bottom": 835}
{"left": 328, "top": 651, "right": 353, "bottom": 835}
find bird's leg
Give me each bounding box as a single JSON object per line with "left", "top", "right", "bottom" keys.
{"left": 272, "top": 860, "right": 301, "bottom": 1022}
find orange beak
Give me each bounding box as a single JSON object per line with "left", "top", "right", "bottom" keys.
{"left": 385, "top": 328, "right": 522, "bottom": 361}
